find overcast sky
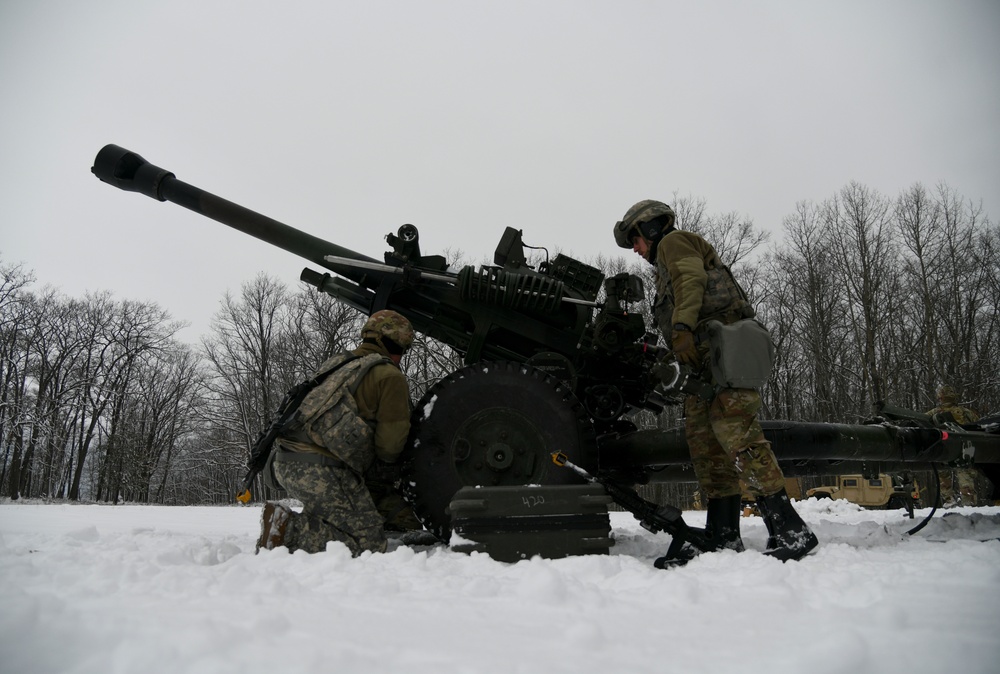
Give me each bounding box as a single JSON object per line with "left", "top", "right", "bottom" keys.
{"left": 2, "top": 1, "right": 998, "bottom": 342}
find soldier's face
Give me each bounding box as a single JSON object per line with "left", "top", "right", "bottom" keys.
{"left": 631, "top": 235, "right": 652, "bottom": 260}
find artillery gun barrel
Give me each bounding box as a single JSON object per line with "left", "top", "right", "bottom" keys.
{"left": 598, "top": 420, "right": 1000, "bottom": 482}
{"left": 91, "top": 144, "right": 379, "bottom": 282}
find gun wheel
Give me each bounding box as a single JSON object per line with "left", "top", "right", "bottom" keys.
{"left": 401, "top": 361, "right": 598, "bottom": 541}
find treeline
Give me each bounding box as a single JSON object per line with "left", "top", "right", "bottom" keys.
{"left": 757, "top": 182, "right": 998, "bottom": 421}
{"left": 1, "top": 181, "right": 996, "bottom": 504}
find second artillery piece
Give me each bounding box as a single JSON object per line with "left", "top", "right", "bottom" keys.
{"left": 92, "top": 144, "right": 1000, "bottom": 540}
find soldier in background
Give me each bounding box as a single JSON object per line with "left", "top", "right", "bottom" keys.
{"left": 927, "top": 384, "right": 981, "bottom": 507}
{"left": 614, "top": 200, "right": 817, "bottom": 566}
{"left": 257, "top": 310, "right": 415, "bottom": 555}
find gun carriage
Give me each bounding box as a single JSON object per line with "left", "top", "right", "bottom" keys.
{"left": 92, "top": 145, "right": 1000, "bottom": 539}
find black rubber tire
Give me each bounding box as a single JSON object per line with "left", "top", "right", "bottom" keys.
{"left": 401, "top": 361, "right": 598, "bottom": 540}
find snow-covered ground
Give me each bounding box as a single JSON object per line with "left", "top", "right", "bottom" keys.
{"left": 1, "top": 498, "right": 998, "bottom": 674}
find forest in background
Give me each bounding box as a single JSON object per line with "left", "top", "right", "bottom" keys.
{"left": 2, "top": 181, "right": 997, "bottom": 505}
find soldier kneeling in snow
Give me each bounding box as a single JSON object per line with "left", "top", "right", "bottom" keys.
{"left": 257, "top": 310, "right": 415, "bottom": 556}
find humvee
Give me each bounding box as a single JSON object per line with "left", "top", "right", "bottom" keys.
{"left": 807, "top": 474, "right": 921, "bottom": 517}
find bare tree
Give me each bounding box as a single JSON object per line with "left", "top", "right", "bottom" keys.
{"left": 760, "top": 201, "right": 851, "bottom": 420}
{"left": 277, "top": 284, "right": 365, "bottom": 389}
{"left": 823, "top": 182, "right": 900, "bottom": 415}
{"left": 670, "top": 192, "right": 709, "bottom": 232}
{"left": 200, "top": 273, "right": 294, "bottom": 500}
{"left": 0, "top": 259, "right": 35, "bottom": 495}
{"left": 91, "top": 298, "right": 178, "bottom": 503}
{"left": 932, "top": 186, "right": 994, "bottom": 397}
{"left": 895, "top": 182, "right": 948, "bottom": 406}
{"left": 7, "top": 289, "right": 86, "bottom": 499}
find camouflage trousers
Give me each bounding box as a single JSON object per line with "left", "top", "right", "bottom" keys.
{"left": 273, "top": 459, "right": 386, "bottom": 556}
{"left": 939, "top": 467, "right": 978, "bottom": 506}
{"left": 685, "top": 387, "right": 786, "bottom": 499}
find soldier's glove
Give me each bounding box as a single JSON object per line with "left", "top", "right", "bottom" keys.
{"left": 651, "top": 359, "right": 678, "bottom": 386}
{"left": 671, "top": 326, "right": 698, "bottom": 366}
{"left": 366, "top": 459, "right": 402, "bottom": 485}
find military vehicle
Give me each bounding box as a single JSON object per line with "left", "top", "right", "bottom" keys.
{"left": 91, "top": 144, "right": 1000, "bottom": 541}
{"left": 807, "top": 474, "right": 922, "bottom": 517}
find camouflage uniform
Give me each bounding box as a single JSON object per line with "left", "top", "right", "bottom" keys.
{"left": 270, "top": 310, "right": 414, "bottom": 555}
{"left": 614, "top": 200, "right": 816, "bottom": 564}
{"left": 273, "top": 458, "right": 387, "bottom": 555}
{"left": 927, "top": 386, "right": 980, "bottom": 425}
{"left": 649, "top": 222, "right": 785, "bottom": 499}
{"left": 927, "top": 385, "right": 981, "bottom": 507}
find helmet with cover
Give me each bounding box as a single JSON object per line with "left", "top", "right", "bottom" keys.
{"left": 937, "top": 385, "right": 958, "bottom": 405}
{"left": 613, "top": 200, "right": 676, "bottom": 249}
{"left": 361, "top": 310, "right": 415, "bottom": 355}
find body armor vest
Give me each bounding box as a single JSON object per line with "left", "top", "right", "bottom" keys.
{"left": 653, "top": 262, "right": 755, "bottom": 336}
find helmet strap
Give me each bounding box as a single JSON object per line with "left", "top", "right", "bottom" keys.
{"left": 381, "top": 335, "right": 406, "bottom": 355}
{"left": 638, "top": 214, "right": 674, "bottom": 242}
{"left": 638, "top": 214, "right": 674, "bottom": 262}
{"left": 363, "top": 335, "right": 406, "bottom": 355}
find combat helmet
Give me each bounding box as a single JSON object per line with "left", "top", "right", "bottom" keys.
{"left": 613, "top": 200, "right": 676, "bottom": 249}
{"left": 937, "top": 385, "right": 958, "bottom": 404}
{"left": 362, "top": 309, "right": 415, "bottom": 355}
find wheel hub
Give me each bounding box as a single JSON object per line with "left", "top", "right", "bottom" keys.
{"left": 453, "top": 408, "right": 542, "bottom": 484}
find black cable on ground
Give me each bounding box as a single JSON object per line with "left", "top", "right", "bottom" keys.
{"left": 906, "top": 462, "right": 940, "bottom": 536}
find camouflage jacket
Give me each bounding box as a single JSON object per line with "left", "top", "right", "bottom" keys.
{"left": 349, "top": 343, "right": 412, "bottom": 463}
{"left": 652, "top": 229, "right": 755, "bottom": 337}
{"left": 926, "top": 403, "right": 979, "bottom": 425}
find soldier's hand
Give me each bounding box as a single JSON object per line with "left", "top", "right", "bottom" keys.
{"left": 671, "top": 328, "right": 698, "bottom": 366}
{"left": 366, "top": 459, "right": 402, "bottom": 484}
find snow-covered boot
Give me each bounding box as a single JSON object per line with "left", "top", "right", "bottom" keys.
{"left": 756, "top": 489, "right": 818, "bottom": 561}
{"left": 705, "top": 493, "right": 745, "bottom": 552}
{"left": 256, "top": 501, "right": 293, "bottom": 553}
{"left": 654, "top": 494, "right": 745, "bottom": 568}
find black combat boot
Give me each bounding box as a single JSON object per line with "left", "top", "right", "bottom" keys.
{"left": 654, "top": 494, "right": 745, "bottom": 569}
{"left": 705, "top": 493, "right": 745, "bottom": 553}
{"left": 756, "top": 489, "right": 818, "bottom": 562}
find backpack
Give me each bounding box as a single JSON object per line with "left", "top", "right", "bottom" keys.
{"left": 245, "top": 352, "right": 391, "bottom": 498}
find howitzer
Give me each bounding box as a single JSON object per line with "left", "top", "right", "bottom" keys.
{"left": 92, "top": 144, "right": 1000, "bottom": 541}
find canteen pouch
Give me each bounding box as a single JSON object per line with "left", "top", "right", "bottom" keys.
{"left": 705, "top": 319, "right": 775, "bottom": 389}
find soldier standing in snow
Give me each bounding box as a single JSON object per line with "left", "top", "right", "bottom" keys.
{"left": 614, "top": 200, "right": 818, "bottom": 566}
{"left": 927, "top": 384, "right": 981, "bottom": 507}
{"left": 257, "top": 310, "right": 415, "bottom": 556}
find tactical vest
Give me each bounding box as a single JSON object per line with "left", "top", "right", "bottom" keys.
{"left": 653, "top": 261, "right": 755, "bottom": 337}
{"left": 282, "top": 352, "right": 393, "bottom": 474}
